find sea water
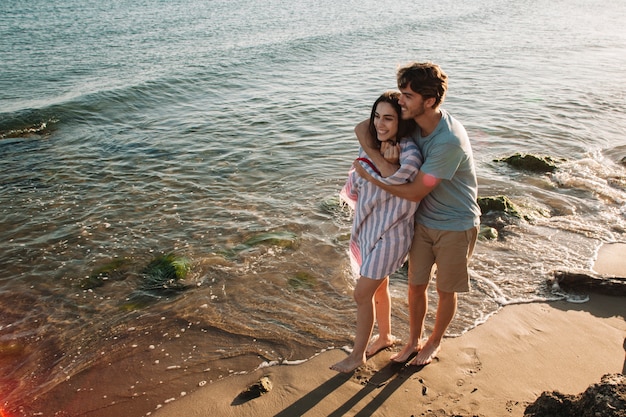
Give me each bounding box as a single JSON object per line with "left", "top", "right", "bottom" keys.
{"left": 1, "top": 0, "right": 625, "bottom": 415}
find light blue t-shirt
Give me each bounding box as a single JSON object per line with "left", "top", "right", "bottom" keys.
{"left": 413, "top": 109, "right": 481, "bottom": 231}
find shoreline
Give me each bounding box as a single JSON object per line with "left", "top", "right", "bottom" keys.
{"left": 152, "top": 242, "right": 626, "bottom": 417}
{"left": 594, "top": 242, "right": 626, "bottom": 277}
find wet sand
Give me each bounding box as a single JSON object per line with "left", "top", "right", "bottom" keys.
{"left": 152, "top": 243, "right": 626, "bottom": 417}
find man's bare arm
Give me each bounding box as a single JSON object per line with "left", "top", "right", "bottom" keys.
{"left": 353, "top": 162, "right": 441, "bottom": 202}
{"left": 355, "top": 120, "right": 400, "bottom": 177}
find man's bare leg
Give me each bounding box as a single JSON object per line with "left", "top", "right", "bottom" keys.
{"left": 366, "top": 277, "right": 397, "bottom": 356}
{"left": 391, "top": 283, "right": 428, "bottom": 363}
{"left": 411, "top": 289, "right": 457, "bottom": 366}
{"left": 331, "top": 277, "right": 384, "bottom": 373}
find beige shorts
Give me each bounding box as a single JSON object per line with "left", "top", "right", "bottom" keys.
{"left": 407, "top": 224, "right": 479, "bottom": 293}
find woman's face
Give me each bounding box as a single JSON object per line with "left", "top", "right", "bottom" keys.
{"left": 373, "top": 102, "right": 399, "bottom": 143}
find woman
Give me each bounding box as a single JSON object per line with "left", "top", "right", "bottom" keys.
{"left": 331, "top": 91, "right": 422, "bottom": 373}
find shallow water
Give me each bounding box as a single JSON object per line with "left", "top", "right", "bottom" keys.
{"left": 1, "top": 0, "right": 625, "bottom": 415}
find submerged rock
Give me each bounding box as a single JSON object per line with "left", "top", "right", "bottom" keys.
{"left": 525, "top": 373, "right": 626, "bottom": 417}
{"left": 139, "top": 253, "right": 191, "bottom": 294}
{"left": 496, "top": 153, "right": 561, "bottom": 173}
{"left": 121, "top": 253, "right": 192, "bottom": 310}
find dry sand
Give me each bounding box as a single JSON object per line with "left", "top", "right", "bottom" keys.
{"left": 153, "top": 243, "right": 626, "bottom": 417}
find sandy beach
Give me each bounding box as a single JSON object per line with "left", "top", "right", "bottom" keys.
{"left": 153, "top": 244, "right": 626, "bottom": 417}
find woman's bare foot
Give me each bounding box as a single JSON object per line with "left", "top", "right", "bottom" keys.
{"left": 410, "top": 340, "right": 440, "bottom": 366}
{"left": 365, "top": 334, "right": 399, "bottom": 357}
{"left": 330, "top": 354, "right": 365, "bottom": 373}
{"left": 390, "top": 342, "right": 420, "bottom": 363}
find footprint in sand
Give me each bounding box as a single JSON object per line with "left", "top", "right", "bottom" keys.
{"left": 460, "top": 347, "right": 482, "bottom": 374}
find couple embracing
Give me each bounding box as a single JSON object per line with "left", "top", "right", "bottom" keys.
{"left": 332, "top": 61, "right": 481, "bottom": 374}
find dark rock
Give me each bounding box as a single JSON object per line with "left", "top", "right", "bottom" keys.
{"left": 477, "top": 195, "right": 530, "bottom": 241}
{"left": 525, "top": 373, "right": 626, "bottom": 417}
{"left": 552, "top": 270, "right": 626, "bottom": 296}
{"left": 496, "top": 153, "right": 560, "bottom": 173}
{"left": 478, "top": 195, "right": 522, "bottom": 219}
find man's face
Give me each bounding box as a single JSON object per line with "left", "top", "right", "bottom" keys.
{"left": 398, "top": 86, "right": 426, "bottom": 121}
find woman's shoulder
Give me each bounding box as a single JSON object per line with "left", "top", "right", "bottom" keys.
{"left": 398, "top": 138, "right": 423, "bottom": 165}
{"left": 398, "top": 136, "right": 419, "bottom": 150}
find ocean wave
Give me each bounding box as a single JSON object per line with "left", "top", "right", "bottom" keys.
{"left": 0, "top": 114, "right": 58, "bottom": 141}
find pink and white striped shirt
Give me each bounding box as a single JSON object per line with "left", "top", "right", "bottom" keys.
{"left": 340, "top": 139, "right": 422, "bottom": 280}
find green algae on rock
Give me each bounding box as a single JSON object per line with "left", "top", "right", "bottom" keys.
{"left": 477, "top": 195, "right": 522, "bottom": 219}
{"left": 121, "top": 253, "right": 192, "bottom": 310}
{"left": 139, "top": 253, "right": 191, "bottom": 293}
{"left": 479, "top": 225, "right": 498, "bottom": 240}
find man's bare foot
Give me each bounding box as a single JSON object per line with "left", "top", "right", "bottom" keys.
{"left": 390, "top": 342, "right": 419, "bottom": 363}
{"left": 330, "top": 355, "right": 365, "bottom": 373}
{"left": 366, "top": 334, "right": 399, "bottom": 357}
{"left": 410, "top": 340, "right": 440, "bottom": 366}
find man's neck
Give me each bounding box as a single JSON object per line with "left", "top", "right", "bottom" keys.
{"left": 416, "top": 109, "right": 442, "bottom": 137}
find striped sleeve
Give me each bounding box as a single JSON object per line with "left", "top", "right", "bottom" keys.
{"left": 377, "top": 139, "right": 422, "bottom": 185}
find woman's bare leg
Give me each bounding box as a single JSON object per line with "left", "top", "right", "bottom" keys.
{"left": 366, "top": 277, "right": 397, "bottom": 356}
{"left": 330, "top": 276, "right": 385, "bottom": 373}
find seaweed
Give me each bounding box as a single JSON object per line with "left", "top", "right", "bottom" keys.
{"left": 138, "top": 253, "right": 191, "bottom": 294}
{"left": 120, "top": 253, "right": 192, "bottom": 310}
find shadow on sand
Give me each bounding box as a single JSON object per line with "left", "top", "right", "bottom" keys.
{"left": 274, "top": 354, "right": 423, "bottom": 417}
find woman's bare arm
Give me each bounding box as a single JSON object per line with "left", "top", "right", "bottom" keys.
{"left": 353, "top": 162, "right": 441, "bottom": 202}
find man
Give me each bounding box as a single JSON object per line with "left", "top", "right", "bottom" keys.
{"left": 353, "top": 61, "right": 481, "bottom": 366}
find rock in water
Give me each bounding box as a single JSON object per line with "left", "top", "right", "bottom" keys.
{"left": 552, "top": 270, "right": 626, "bottom": 296}
{"left": 496, "top": 153, "right": 560, "bottom": 173}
